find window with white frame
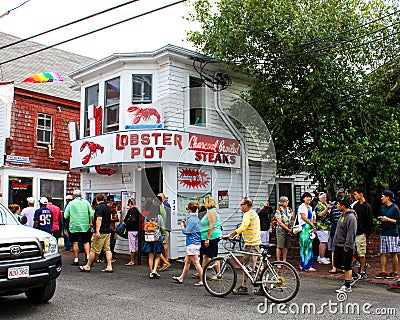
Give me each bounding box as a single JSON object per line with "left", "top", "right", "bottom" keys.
{"left": 189, "top": 76, "right": 206, "bottom": 126}
{"left": 84, "top": 84, "right": 99, "bottom": 136}
{"left": 40, "top": 179, "right": 64, "bottom": 209}
{"left": 37, "top": 113, "right": 52, "bottom": 145}
{"left": 132, "top": 75, "right": 152, "bottom": 103}
{"left": 104, "top": 77, "right": 120, "bottom": 133}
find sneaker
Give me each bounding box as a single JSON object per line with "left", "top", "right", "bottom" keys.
{"left": 350, "top": 273, "right": 361, "bottom": 285}
{"left": 387, "top": 281, "right": 400, "bottom": 291}
{"left": 386, "top": 273, "right": 398, "bottom": 279}
{"left": 359, "top": 272, "right": 367, "bottom": 280}
{"left": 71, "top": 261, "right": 79, "bottom": 266}
{"left": 336, "top": 285, "right": 352, "bottom": 293}
{"left": 233, "top": 286, "right": 248, "bottom": 295}
{"left": 374, "top": 272, "right": 386, "bottom": 279}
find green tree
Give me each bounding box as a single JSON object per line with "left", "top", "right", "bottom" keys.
{"left": 188, "top": 0, "right": 400, "bottom": 191}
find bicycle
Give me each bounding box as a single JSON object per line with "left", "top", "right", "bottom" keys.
{"left": 202, "top": 238, "right": 300, "bottom": 303}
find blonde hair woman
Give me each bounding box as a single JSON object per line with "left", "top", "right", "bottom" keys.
{"left": 199, "top": 196, "right": 222, "bottom": 271}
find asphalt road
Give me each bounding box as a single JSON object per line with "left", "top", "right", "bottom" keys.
{"left": 1, "top": 254, "right": 398, "bottom": 320}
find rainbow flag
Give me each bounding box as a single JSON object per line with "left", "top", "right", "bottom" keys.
{"left": 22, "top": 72, "right": 63, "bottom": 83}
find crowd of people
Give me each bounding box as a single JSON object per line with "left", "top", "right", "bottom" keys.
{"left": 260, "top": 188, "right": 400, "bottom": 293}
{"left": 10, "top": 187, "right": 400, "bottom": 293}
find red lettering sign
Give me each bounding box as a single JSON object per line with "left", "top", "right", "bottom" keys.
{"left": 189, "top": 134, "right": 240, "bottom": 156}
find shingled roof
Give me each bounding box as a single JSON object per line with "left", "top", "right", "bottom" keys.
{"left": 0, "top": 32, "right": 95, "bottom": 102}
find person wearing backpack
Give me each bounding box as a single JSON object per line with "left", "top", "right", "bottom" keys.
{"left": 124, "top": 198, "right": 141, "bottom": 266}
{"left": 142, "top": 198, "right": 165, "bottom": 279}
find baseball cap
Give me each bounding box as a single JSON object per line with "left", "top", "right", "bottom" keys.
{"left": 382, "top": 190, "right": 396, "bottom": 202}
{"left": 27, "top": 197, "right": 35, "bottom": 204}
{"left": 40, "top": 197, "right": 48, "bottom": 205}
{"left": 66, "top": 195, "right": 73, "bottom": 200}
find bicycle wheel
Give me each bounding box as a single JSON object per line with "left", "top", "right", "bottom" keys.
{"left": 203, "top": 257, "right": 237, "bottom": 297}
{"left": 260, "top": 261, "right": 300, "bottom": 303}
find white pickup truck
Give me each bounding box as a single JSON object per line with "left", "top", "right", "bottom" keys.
{"left": 0, "top": 203, "right": 62, "bottom": 303}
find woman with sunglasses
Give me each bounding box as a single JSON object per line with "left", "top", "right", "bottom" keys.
{"left": 172, "top": 202, "right": 203, "bottom": 286}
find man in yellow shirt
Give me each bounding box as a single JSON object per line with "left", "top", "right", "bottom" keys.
{"left": 226, "top": 197, "right": 261, "bottom": 295}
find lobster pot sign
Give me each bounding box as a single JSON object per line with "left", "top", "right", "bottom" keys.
{"left": 69, "top": 130, "right": 241, "bottom": 169}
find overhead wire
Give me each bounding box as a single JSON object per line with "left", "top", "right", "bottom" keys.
{"left": 0, "top": 0, "right": 140, "bottom": 50}
{"left": 0, "top": 0, "right": 186, "bottom": 66}
{"left": 0, "top": 0, "right": 30, "bottom": 19}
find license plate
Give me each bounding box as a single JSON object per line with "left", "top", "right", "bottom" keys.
{"left": 8, "top": 266, "right": 29, "bottom": 279}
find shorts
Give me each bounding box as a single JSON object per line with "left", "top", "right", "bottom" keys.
{"left": 354, "top": 234, "right": 367, "bottom": 257}
{"left": 316, "top": 230, "right": 329, "bottom": 243}
{"left": 380, "top": 236, "right": 400, "bottom": 253}
{"left": 69, "top": 230, "right": 91, "bottom": 243}
{"left": 276, "top": 228, "right": 291, "bottom": 248}
{"left": 128, "top": 231, "right": 139, "bottom": 252}
{"left": 187, "top": 243, "right": 201, "bottom": 256}
{"left": 90, "top": 233, "right": 111, "bottom": 254}
{"left": 142, "top": 240, "right": 164, "bottom": 254}
{"left": 334, "top": 246, "right": 353, "bottom": 271}
{"left": 52, "top": 230, "right": 60, "bottom": 239}
{"left": 327, "top": 237, "right": 335, "bottom": 251}
{"left": 200, "top": 238, "right": 220, "bottom": 258}
{"left": 243, "top": 245, "right": 261, "bottom": 273}
{"left": 260, "top": 230, "right": 270, "bottom": 245}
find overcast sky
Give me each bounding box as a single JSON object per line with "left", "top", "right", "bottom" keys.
{"left": 0, "top": 0, "right": 198, "bottom": 60}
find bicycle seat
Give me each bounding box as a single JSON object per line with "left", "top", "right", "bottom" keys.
{"left": 260, "top": 243, "right": 276, "bottom": 249}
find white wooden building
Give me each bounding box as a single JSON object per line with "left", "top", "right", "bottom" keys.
{"left": 69, "top": 45, "right": 313, "bottom": 258}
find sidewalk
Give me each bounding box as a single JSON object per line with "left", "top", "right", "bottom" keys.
{"left": 59, "top": 246, "right": 397, "bottom": 288}
{"left": 285, "top": 254, "right": 399, "bottom": 287}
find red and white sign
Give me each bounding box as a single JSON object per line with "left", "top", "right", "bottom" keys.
{"left": 177, "top": 168, "right": 211, "bottom": 191}
{"left": 70, "top": 129, "right": 241, "bottom": 169}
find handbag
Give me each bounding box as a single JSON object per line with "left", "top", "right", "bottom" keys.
{"left": 116, "top": 222, "right": 128, "bottom": 239}
{"left": 292, "top": 213, "right": 302, "bottom": 235}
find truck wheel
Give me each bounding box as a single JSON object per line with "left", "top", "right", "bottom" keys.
{"left": 25, "top": 280, "right": 56, "bottom": 303}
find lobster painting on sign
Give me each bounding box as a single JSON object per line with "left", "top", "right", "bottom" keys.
{"left": 125, "top": 105, "right": 163, "bottom": 130}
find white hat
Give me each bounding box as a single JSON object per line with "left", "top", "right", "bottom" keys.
{"left": 40, "top": 197, "right": 48, "bottom": 205}
{"left": 27, "top": 197, "right": 35, "bottom": 204}
{"left": 73, "top": 189, "right": 81, "bottom": 196}
{"left": 66, "top": 195, "right": 73, "bottom": 200}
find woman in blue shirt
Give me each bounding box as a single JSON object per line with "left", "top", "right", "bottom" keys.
{"left": 172, "top": 202, "right": 203, "bottom": 286}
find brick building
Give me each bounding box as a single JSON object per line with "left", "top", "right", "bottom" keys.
{"left": 0, "top": 32, "right": 94, "bottom": 209}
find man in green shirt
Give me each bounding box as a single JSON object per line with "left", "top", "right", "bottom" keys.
{"left": 64, "top": 189, "right": 94, "bottom": 266}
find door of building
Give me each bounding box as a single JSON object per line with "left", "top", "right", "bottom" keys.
{"left": 9, "top": 177, "right": 33, "bottom": 209}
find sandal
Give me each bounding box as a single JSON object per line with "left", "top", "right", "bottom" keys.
{"left": 329, "top": 269, "right": 338, "bottom": 274}
{"left": 194, "top": 282, "right": 204, "bottom": 286}
{"left": 124, "top": 262, "right": 135, "bottom": 266}
{"left": 79, "top": 266, "right": 90, "bottom": 273}
{"left": 101, "top": 269, "right": 113, "bottom": 273}
{"left": 172, "top": 276, "right": 183, "bottom": 284}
